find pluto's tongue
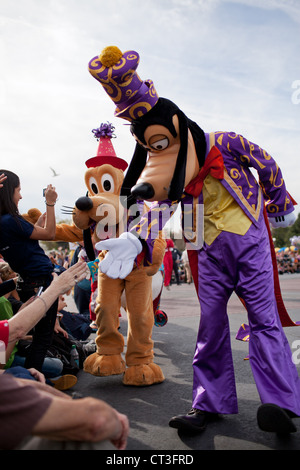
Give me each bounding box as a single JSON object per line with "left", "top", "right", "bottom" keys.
{"left": 95, "top": 222, "right": 117, "bottom": 240}
{"left": 104, "top": 225, "right": 115, "bottom": 239}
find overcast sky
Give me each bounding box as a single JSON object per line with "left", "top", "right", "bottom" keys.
{"left": 1, "top": 0, "right": 299, "bottom": 225}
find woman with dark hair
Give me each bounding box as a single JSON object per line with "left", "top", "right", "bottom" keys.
{"left": 0, "top": 169, "right": 58, "bottom": 372}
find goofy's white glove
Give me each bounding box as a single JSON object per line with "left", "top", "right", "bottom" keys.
{"left": 268, "top": 210, "right": 296, "bottom": 229}
{"left": 95, "top": 232, "right": 143, "bottom": 279}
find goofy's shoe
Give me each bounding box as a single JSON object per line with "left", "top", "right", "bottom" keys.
{"left": 257, "top": 403, "right": 297, "bottom": 434}
{"left": 169, "top": 408, "right": 214, "bottom": 433}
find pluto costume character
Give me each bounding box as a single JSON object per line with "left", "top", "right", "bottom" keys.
{"left": 68, "top": 124, "right": 165, "bottom": 386}
{"left": 88, "top": 46, "right": 300, "bottom": 433}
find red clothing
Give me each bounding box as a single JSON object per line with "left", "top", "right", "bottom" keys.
{"left": 0, "top": 319, "right": 9, "bottom": 366}
{"left": 0, "top": 319, "right": 9, "bottom": 347}
{"left": 163, "top": 239, "right": 174, "bottom": 287}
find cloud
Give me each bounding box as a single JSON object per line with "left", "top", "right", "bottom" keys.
{"left": 226, "top": 0, "right": 300, "bottom": 23}
{"left": 0, "top": 0, "right": 299, "bottom": 221}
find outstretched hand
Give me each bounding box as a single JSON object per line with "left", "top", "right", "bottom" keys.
{"left": 95, "top": 232, "right": 142, "bottom": 279}
{"left": 52, "top": 261, "right": 89, "bottom": 294}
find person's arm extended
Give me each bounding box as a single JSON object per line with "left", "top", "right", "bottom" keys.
{"left": 32, "top": 395, "right": 129, "bottom": 450}
{"left": 30, "top": 184, "right": 57, "bottom": 240}
{"left": 7, "top": 262, "right": 88, "bottom": 343}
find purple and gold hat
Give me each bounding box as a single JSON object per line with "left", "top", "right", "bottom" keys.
{"left": 88, "top": 46, "right": 159, "bottom": 122}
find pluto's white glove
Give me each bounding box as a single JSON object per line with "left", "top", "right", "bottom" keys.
{"left": 95, "top": 232, "right": 143, "bottom": 279}
{"left": 268, "top": 211, "right": 296, "bottom": 229}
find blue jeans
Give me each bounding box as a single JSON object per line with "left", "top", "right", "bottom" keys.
{"left": 4, "top": 366, "right": 57, "bottom": 387}
{"left": 17, "top": 272, "right": 58, "bottom": 372}
{"left": 12, "top": 354, "right": 63, "bottom": 378}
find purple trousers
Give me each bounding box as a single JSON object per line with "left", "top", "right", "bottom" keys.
{"left": 192, "top": 216, "right": 300, "bottom": 415}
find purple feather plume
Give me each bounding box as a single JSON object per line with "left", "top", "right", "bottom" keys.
{"left": 92, "top": 122, "right": 116, "bottom": 140}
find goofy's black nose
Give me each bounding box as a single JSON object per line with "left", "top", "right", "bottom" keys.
{"left": 131, "top": 183, "right": 155, "bottom": 200}
{"left": 75, "top": 196, "right": 93, "bottom": 212}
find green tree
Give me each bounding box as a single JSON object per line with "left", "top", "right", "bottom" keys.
{"left": 289, "top": 212, "right": 300, "bottom": 238}
{"left": 271, "top": 212, "right": 300, "bottom": 248}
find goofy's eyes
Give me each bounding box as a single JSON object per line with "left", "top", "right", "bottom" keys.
{"left": 150, "top": 137, "right": 169, "bottom": 151}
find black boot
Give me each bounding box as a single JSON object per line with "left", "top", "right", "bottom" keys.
{"left": 257, "top": 403, "right": 297, "bottom": 434}
{"left": 169, "top": 408, "right": 211, "bottom": 433}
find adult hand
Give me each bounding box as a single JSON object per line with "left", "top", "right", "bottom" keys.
{"left": 52, "top": 261, "right": 89, "bottom": 294}
{"left": 31, "top": 396, "right": 129, "bottom": 447}
{"left": 28, "top": 368, "right": 46, "bottom": 384}
{"left": 54, "top": 318, "right": 68, "bottom": 337}
{"left": 0, "top": 173, "right": 7, "bottom": 188}
{"left": 44, "top": 184, "right": 58, "bottom": 206}
{"left": 110, "top": 412, "right": 130, "bottom": 450}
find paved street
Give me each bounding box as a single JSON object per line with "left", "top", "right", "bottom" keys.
{"left": 67, "top": 272, "right": 300, "bottom": 452}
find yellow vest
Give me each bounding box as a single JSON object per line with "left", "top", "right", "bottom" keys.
{"left": 202, "top": 134, "right": 252, "bottom": 245}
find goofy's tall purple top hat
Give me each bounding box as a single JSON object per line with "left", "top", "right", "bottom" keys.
{"left": 88, "top": 46, "right": 159, "bottom": 122}
{"left": 88, "top": 45, "right": 206, "bottom": 202}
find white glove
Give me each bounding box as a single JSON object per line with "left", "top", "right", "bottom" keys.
{"left": 95, "top": 232, "right": 143, "bottom": 279}
{"left": 268, "top": 211, "right": 296, "bottom": 228}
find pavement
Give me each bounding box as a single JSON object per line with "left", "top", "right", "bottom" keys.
{"left": 65, "top": 272, "right": 300, "bottom": 453}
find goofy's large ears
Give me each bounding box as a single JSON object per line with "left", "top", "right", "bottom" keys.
{"left": 120, "top": 142, "right": 148, "bottom": 207}
{"left": 167, "top": 110, "right": 188, "bottom": 201}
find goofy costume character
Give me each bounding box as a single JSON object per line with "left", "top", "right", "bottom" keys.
{"left": 88, "top": 46, "right": 299, "bottom": 434}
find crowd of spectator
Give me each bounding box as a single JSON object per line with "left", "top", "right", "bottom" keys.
{"left": 0, "top": 170, "right": 129, "bottom": 450}
{"left": 276, "top": 247, "right": 300, "bottom": 274}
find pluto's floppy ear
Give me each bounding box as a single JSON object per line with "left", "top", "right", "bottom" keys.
{"left": 168, "top": 110, "right": 188, "bottom": 201}
{"left": 120, "top": 142, "right": 148, "bottom": 207}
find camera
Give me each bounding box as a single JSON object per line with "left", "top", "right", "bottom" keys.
{"left": 36, "top": 286, "right": 43, "bottom": 296}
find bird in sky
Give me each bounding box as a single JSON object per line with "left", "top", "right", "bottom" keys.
{"left": 50, "top": 167, "right": 60, "bottom": 177}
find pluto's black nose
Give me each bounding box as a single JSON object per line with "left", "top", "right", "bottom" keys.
{"left": 75, "top": 196, "right": 93, "bottom": 211}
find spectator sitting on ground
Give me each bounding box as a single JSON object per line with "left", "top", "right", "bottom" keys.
{"left": 56, "top": 294, "right": 94, "bottom": 341}
{"left": 0, "top": 261, "right": 129, "bottom": 451}
{"left": 0, "top": 277, "right": 17, "bottom": 298}
{"left": 0, "top": 371, "right": 129, "bottom": 450}
{"left": 0, "top": 262, "right": 88, "bottom": 390}
{"left": 0, "top": 262, "right": 67, "bottom": 386}
{"left": 0, "top": 261, "right": 19, "bottom": 301}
